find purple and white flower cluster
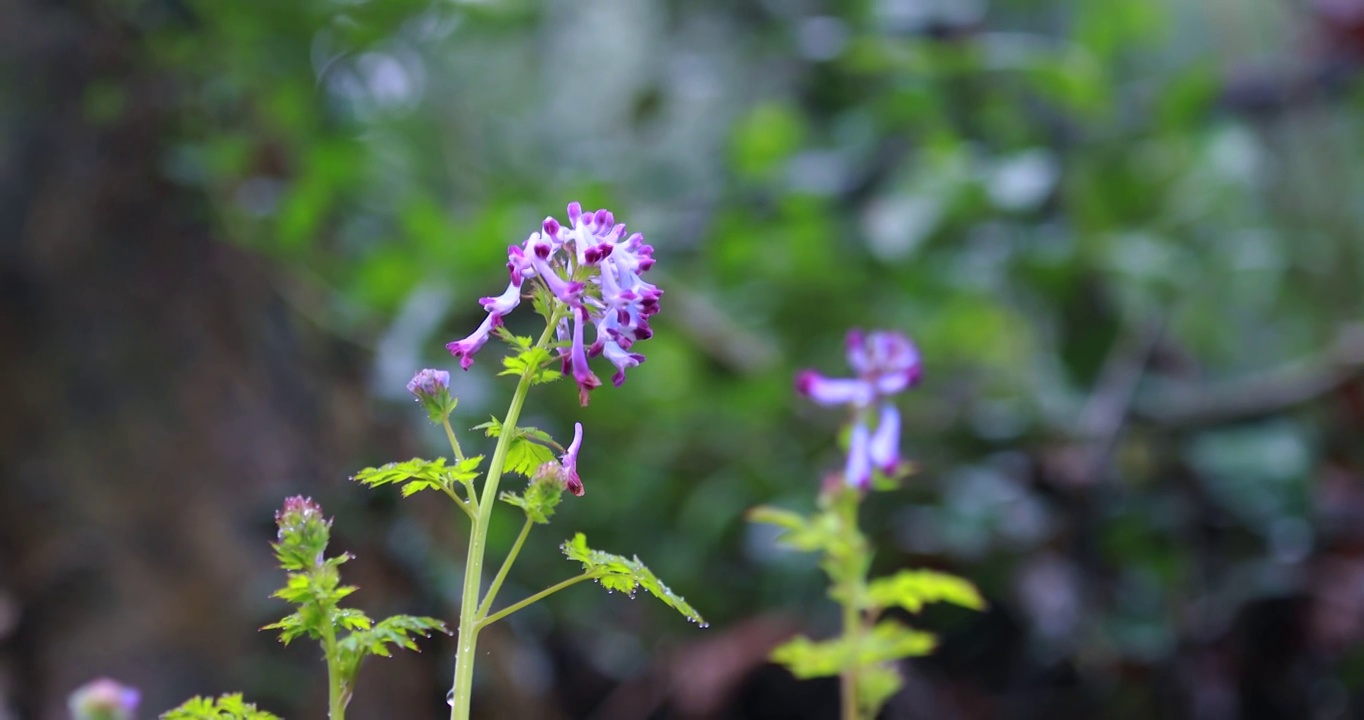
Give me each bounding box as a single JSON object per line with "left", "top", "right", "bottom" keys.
{"left": 447, "top": 202, "right": 661, "bottom": 406}
{"left": 796, "top": 329, "right": 922, "bottom": 489}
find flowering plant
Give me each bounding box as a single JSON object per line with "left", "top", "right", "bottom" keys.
{"left": 363, "top": 203, "right": 702, "bottom": 720}
{"left": 751, "top": 329, "right": 985, "bottom": 719}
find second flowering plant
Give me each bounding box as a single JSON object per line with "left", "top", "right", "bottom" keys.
{"left": 357, "top": 203, "right": 703, "bottom": 720}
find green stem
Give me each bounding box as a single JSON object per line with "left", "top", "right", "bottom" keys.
{"left": 840, "top": 594, "right": 860, "bottom": 720}
{"left": 477, "top": 572, "right": 594, "bottom": 630}
{"left": 321, "top": 611, "right": 346, "bottom": 720}
{"left": 476, "top": 516, "right": 534, "bottom": 619}
{"left": 449, "top": 319, "right": 559, "bottom": 720}
{"left": 839, "top": 493, "right": 866, "bottom": 720}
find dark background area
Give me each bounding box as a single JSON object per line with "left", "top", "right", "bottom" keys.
{"left": 6, "top": 0, "right": 1364, "bottom": 718}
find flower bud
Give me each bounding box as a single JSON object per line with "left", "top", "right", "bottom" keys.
{"left": 68, "top": 678, "right": 139, "bottom": 720}
{"left": 406, "top": 368, "right": 455, "bottom": 422}
{"left": 274, "top": 496, "right": 331, "bottom": 570}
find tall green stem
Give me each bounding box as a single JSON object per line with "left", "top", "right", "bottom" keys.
{"left": 448, "top": 319, "right": 558, "bottom": 720}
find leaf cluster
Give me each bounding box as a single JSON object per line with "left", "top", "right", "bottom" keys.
{"left": 500, "top": 478, "right": 563, "bottom": 524}
{"left": 160, "top": 694, "right": 280, "bottom": 720}
{"left": 561, "top": 533, "right": 707, "bottom": 626}
{"left": 474, "top": 417, "right": 559, "bottom": 478}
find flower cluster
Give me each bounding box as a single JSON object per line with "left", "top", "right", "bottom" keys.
{"left": 796, "top": 329, "right": 922, "bottom": 489}
{"left": 446, "top": 202, "right": 661, "bottom": 405}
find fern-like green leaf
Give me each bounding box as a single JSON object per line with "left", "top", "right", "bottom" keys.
{"left": 561, "top": 533, "right": 706, "bottom": 626}
{"left": 770, "top": 620, "right": 937, "bottom": 678}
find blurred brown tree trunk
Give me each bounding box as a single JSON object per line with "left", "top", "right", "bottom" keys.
{"left": 0, "top": 2, "right": 437, "bottom": 717}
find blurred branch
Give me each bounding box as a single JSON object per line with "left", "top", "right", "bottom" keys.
{"left": 1074, "top": 319, "right": 1166, "bottom": 482}
{"left": 1135, "top": 324, "right": 1364, "bottom": 429}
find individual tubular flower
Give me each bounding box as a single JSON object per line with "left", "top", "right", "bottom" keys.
{"left": 536, "top": 422, "right": 586, "bottom": 497}
{"left": 446, "top": 202, "right": 663, "bottom": 406}
{"left": 68, "top": 678, "right": 140, "bottom": 720}
{"left": 796, "top": 329, "right": 922, "bottom": 489}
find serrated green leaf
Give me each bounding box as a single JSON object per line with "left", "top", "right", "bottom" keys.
{"left": 866, "top": 569, "right": 986, "bottom": 613}
{"left": 560, "top": 533, "right": 706, "bottom": 626}
{"left": 353, "top": 458, "right": 445, "bottom": 489}
{"left": 505, "top": 436, "right": 557, "bottom": 478}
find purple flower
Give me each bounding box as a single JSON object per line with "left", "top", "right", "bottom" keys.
{"left": 68, "top": 678, "right": 140, "bottom": 720}
{"left": 796, "top": 329, "right": 921, "bottom": 489}
{"left": 446, "top": 202, "right": 662, "bottom": 406}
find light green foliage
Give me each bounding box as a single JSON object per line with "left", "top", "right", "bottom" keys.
{"left": 771, "top": 621, "right": 937, "bottom": 678}
{"left": 160, "top": 694, "right": 281, "bottom": 720}
{"left": 494, "top": 328, "right": 563, "bottom": 386}
{"left": 753, "top": 487, "right": 981, "bottom": 717}
{"left": 561, "top": 533, "right": 706, "bottom": 626}
{"left": 474, "top": 417, "right": 560, "bottom": 478}
{"left": 352, "top": 456, "right": 484, "bottom": 497}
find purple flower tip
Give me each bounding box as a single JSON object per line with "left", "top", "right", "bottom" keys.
{"left": 406, "top": 368, "right": 450, "bottom": 398}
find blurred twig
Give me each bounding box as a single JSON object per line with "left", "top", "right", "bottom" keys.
{"left": 1135, "top": 323, "right": 1364, "bottom": 430}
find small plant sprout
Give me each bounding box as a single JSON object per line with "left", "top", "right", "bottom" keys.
{"left": 751, "top": 329, "right": 985, "bottom": 720}
{"left": 258, "top": 496, "right": 446, "bottom": 720}
{"left": 68, "top": 678, "right": 139, "bottom": 720}
{"left": 352, "top": 203, "right": 701, "bottom": 720}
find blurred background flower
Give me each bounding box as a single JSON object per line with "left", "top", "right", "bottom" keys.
{"left": 6, "top": 0, "right": 1364, "bottom": 717}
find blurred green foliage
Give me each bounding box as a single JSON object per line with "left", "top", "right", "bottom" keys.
{"left": 126, "top": 0, "right": 1364, "bottom": 712}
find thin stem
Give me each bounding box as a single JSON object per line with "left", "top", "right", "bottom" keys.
{"left": 441, "top": 486, "right": 476, "bottom": 521}
{"left": 442, "top": 417, "right": 475, "bottom": 508}
{"left": 449, "top": 317, "right": 560, "bottom": 720}
{"left": 476, "top": 516, "right": 534, "bottom": 619}
{"left": 477, "top": 572, "right": 594, "bottom": 630}
{"left": 442, "top": 417, "right": 467, "bottom": 462}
